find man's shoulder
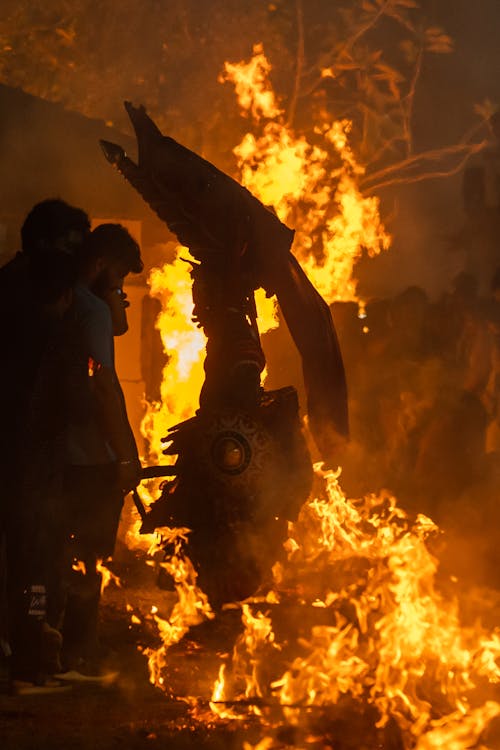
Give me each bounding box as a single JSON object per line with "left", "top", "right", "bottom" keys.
{"left": 72, "top": 285, "right": 114, "bottom": 367}
{"left": 74, "top": 284, "right": 111, "bottom": 321}
{"left": 0, "top": 252, "right": 27, "bottom": 289}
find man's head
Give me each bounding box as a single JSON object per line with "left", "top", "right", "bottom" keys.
{"left": 81, "top": 223, "right": 143, "bottom": 293}
{"left": 21, "top": 199, "right": 90, "bottom": 257}
{"left": 28, "top": 251, "right": 78, "bottom": 318}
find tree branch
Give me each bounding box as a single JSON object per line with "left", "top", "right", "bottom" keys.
{"left": 301, "top": 0, "right": 392, "bottom": 86}
{"left": 361, "top": 140, "right": 488, "bottom": 193}
{"left": 401, "top": 44, "right": 423, "bottom": 156}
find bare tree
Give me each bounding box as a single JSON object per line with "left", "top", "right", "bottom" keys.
{"left": 0, "top": 0, "right": 492, "bottom": 184}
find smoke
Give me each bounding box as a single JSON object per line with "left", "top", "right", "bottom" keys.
{"left": 0, "top": 84, "right": 164, "bottom": 260}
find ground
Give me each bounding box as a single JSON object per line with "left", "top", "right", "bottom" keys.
{"left": 0, "top": 551, "right": 260, "bottom": 750}
{"left": 3, "top": 513, "right": 500, "bottom": 750}
{"left": 0, "top": 549, "right": 404, "bottom": 750}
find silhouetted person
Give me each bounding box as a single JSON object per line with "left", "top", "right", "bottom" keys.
{"left": 0, "top": 199, "right": 89, "bottom": 685}
{"left": 6, "top": 252, "right": 79, "bottom": 684}
{"left": 62, "top": 223, "right": 143, "bottom": 671}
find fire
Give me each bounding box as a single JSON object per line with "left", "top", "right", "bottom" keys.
{"left": 144, "top": 527, "right": 214, "bottom": 688}
{"left": 124, "top": 44, "right": 500, "bottom": 748}
{"left": 71, "top": 559, "right": 86, "bottom": 575}
{"left": 139, "top": 43, "right": 386, "bottom": 469}
{"left": 140, "top": 249, "right": 207, "bottom": 461}
{"left": 222, "top": 43, "right": 391, "bottom": 305}
{"left": 208, "top": 467, "right": 500, "bottom": 746}
{"left": 72, "top": 557, "right": 121, "bottom": 595}
{"left": 96, "top": 558, "right": 122, "bottom": 595}
{"left": 414, "top": 703, "right": 500, "bottom": 749}
{"left": 210, "top": 603, "right": 279, "bottom": 720}
{"left": 220, "top": 44, "right": 281, "bottom": 122}
{"left": 133, "top": 41, "right": 392, "bottom": 712}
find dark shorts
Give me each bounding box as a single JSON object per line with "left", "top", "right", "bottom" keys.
{"left": 64, "top": 463, "right": 124, "bottom": 559}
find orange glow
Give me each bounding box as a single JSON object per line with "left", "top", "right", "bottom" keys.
{"left": 209, "top": 466, "right": 500, "bottom": 745}
{"left": 144, "top": 528, "right": 214, "bottom": 687}
{"left": 125, "top": 46, "right": 500, "bottom": 748}
{"left": 223, "top": 47, "right": 391, "bottom": 305}
{"left": 140, "top": 248, "right": 207, "bottom": 461}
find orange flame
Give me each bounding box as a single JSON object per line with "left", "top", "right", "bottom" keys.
{"left": 72, "top": 558, "right": 121, "bottom": 595}
{"left": 128, "top": 45, "right": 500, "bottom": 748}
{"left": 219, "top": 43, "right": 281, "bottom": 122}
{"left": 210, "top": 466, "right": 500, "bottom": 745}
{"left": 96, "top": 558, "right": 122, "bottom": 596}
{"left": 140, "top": 249, "right": 207, "bottom": 461}
{"left": 144, "top": 527, "right": 214, "bottom": 687}
{"left": 223, "top": 45, "right": 391, "bottom": 304}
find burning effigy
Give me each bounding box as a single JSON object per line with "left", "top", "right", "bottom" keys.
{"left": 99, "top": 49, "right": 500, "bottom": 750}
{"left": 101, "top": 99, "right": 348, "bottom": 606}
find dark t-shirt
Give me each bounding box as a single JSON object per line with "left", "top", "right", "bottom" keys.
{"left": 65, "top": 283, "right": 116, "bottom": 465}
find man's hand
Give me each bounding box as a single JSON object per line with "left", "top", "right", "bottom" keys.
{"left": 93, "top": 366, "right": 140, "bottom": 481}
{"left": 102, "top": 287, "right": 129, "bottom": 336}
{"left": 117, "top": 457, "right": 142, "bottom": 494}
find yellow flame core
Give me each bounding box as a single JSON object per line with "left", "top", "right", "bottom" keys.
{"left": 219, "top": 43, "right": 282, "bottom": 122}
{"left": 141, "top": 250, "right": 207, "bottom": 460}
{"left": 224, "top": 49, "right": 391, "bottom": 305}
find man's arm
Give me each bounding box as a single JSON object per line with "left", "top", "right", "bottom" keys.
{"left": 93, "top": 366, "right": 141, "bottom": 491}
{"left": 79, "top": 295, "right": 140, "bottom": 491}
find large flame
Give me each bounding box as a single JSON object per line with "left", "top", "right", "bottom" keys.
{"left": 222, "top": 42, "right": 390, "bottom": 304}
{"left": 140, "top": 250, "right": 207, "bottom": 461}
{"left": 123, "top": 44, "right": 500, "bottom": 748}
{"left": 140, "top": 42, "right": 388, "bottom": 462}
{"left": 139, "top": 44, "right": 390, "bottom": 463}
{"left": 209, "top": 467, "right": 500, "bottom": 746}
{"left": 134, "top": 42, "right": 393, "bottom": 706}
